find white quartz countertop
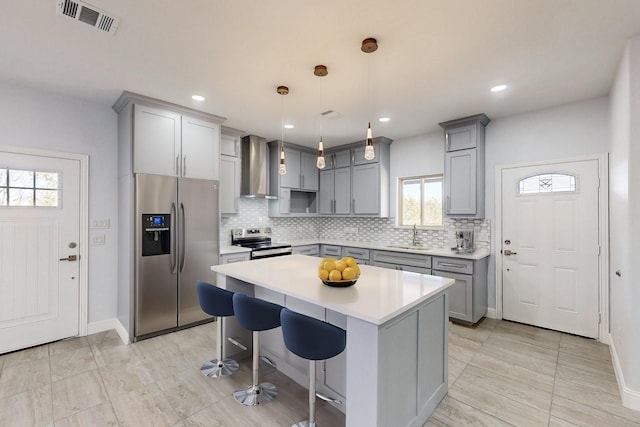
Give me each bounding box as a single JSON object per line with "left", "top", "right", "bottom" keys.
{"left": 284, "top": 239, "right": 491, "bottom": 260}
{"left": 219, "top": 245, "right": 251, "bottom": 255}
{"left": 211, "top": 254, "right": 454, "bottom": 325}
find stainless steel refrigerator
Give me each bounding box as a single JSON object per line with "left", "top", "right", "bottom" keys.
{"left": 135, "top": 173, "right": 219, "bottom": 339}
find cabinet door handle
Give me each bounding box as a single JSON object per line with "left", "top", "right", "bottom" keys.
{"left": 175, "top": 155, "right": 180, "bottom": 175}
{"left": 352, "top": 199, "right": 355, "bottom": 213}
{"left": 438, "top": 262, "right": 466, "bottom": 269}
{"left": 446, "top": 195, "right": 451, "bottom": 213}
{"left": 183, "top": 156, "right": 186, "bottom": 177}
{"left": 351, "top": 152, "right": 355, "bottom": 163}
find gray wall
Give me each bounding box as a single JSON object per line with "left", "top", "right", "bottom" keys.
{"left": 609, "top": 35, "right": 640, "bottom": 399}
{"left": 0, "top": 82, "right": 118, "bottom": 323}
{"left": 484, "top": 96, "right": 610, "bottom": 308}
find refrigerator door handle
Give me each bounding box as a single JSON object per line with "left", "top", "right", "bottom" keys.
{"left": 170, "top": 202, "right": 178, "bottom": 274}
{"left": 179, "top": 202, "right": 186, "bottom": 272}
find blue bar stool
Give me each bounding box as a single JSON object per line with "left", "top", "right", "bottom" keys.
{"left": 281, "top": 308, "right": 346, "bottom": 427}
{"left": 232, "top": 293, "right": 283, "bottom": 406}
{"left": 196, "top": 281, "right": 240, "bottom": 378}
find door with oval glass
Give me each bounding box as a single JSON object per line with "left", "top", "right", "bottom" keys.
{"left": 501, "top": 159, "right": 600, "bottom": 338}
{"left": 0, "top": 150, "right": 81, "bottom": 354}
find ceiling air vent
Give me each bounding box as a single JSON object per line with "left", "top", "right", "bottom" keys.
{"left": 56, "top": 0, "right": 120, "bottom": 35}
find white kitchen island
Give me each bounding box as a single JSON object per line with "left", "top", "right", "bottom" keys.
{"left": 211, "top": 254, "right": 454, "bottom": 427}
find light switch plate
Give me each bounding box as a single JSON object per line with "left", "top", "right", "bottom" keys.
{"left": 91, "top": 235, "right": 105, "bottom": 245}
{"left": 91, "top": 219, "right": 110, "bottom": 229}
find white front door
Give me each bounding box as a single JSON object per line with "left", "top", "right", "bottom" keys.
{"left": 0, "top": 151, "right": 81, "bottom": 354}
{"left": 501, "top": 159, "right": 600, "bottom": 338}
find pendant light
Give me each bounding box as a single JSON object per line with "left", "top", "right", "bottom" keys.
{"left": 314, "top": 65, "right": 328, "bottom": 169}
{"left": 277, "top": 85, "right": 289, "bottom": 175}
{"left": 362, "top": 37, "right": 378, "bottom": 161}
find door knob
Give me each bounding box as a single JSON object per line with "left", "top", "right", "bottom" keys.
{"left": 503, "top": 250, "right": 517, "bottom": 256}
{"left": 60, "top": 255, "right": 78, "bottom": 261}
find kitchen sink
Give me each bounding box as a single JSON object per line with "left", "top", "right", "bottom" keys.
{"left": 386, "top": 245, "right": 431, "bottom": 251}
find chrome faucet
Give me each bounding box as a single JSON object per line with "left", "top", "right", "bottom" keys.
{"left": 412, "top": 224, "right": 419, "bottom": 246}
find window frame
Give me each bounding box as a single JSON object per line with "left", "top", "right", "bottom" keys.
{"left": 397, "top": 173, "right": 444, "bottom": 229}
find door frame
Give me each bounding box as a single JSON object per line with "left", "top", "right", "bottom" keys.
{"left": 494, "top": 153, "right": 609, "bottom": 343}
{"left": 0, "top": 144, "right": 89, "bottom": 337}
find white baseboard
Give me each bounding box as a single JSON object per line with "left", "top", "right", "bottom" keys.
{"left": 485, "top": 308, "right": 498, "bottom": 319}
{"left": 87, "top": 317, "right": 130, "bottom": 345}
{"left": 609, "top": 333, "right": 640, "bottom": 411}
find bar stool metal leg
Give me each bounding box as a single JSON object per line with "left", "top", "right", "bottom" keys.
{"left": 233, "top": 331, "right": 278, "bottom": 405}
{"left": 200, "top": 317, "right": 239, "bottom": 378}
{"left": 292, "top": 359, "right": 318, "bottom": 427}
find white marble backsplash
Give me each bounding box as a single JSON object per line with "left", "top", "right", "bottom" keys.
{"left": 221, "top": 198, "right": 491, "bottom": 250}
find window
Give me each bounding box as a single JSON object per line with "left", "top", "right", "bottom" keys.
{"left": 0, "top": 168, "right": 60, "bottom": 207}
{"left": 399, "top": 175, "right": 443, "bottom": 227}
{"left": 518, "top": 173, "right": 576, "bottom": 195}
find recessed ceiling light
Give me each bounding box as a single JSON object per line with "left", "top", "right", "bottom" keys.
{"left": 284, "top": 124, "right": 294, "bottom": 129}
{"left": 191, "top": 94, "right": 205, "bottom": 101}
{"left": 378, "top": 117, "right": 390, "bottom": 122}
{"left": 490, "top": 84, "right": 507, "bottom": 92}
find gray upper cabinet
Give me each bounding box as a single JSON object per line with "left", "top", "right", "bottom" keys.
{"left": 220, "top": 127, "right": 243, "bottom": 215}
{"left": 439, "top": 114, "right": 489, "bottom": 218}
{"left": 268, "top": 141, "right": 319, "bottom": 217}
{"left": 444, "top": 123, "right": 477, "bottom": 151}
{"left": 319, "top": 137, "right": 391, "bottom": 217}
{"left": 319, "top": 167, "right": 351, "bottom": 215}
{"left": 328, "top": 149, "right": 352, "bottom": 169}
{"left": 279, "top": 147, "right": 318, "bottom": 191}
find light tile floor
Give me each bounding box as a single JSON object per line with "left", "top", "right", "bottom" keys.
{"left": 0, "top": 319, "right": 638, "bottom": 426}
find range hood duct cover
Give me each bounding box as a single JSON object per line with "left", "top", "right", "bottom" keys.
{"left": 240, "top": 135, "right": 276, "bottom": 199}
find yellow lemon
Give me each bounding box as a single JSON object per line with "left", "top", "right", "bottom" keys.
{"left": 342, "top": 267, "right": 357, "bottom": 280}
{"left": 324, "top": 261, "right": 337, "bottom": 272}
{"left": 320, "top": 257, "right": 337, "bottom": 266}
{"left": 318, "top": 268, "right": 329, "bottom": 280}
{"left": 353, "top": 264, "right": 361, "bottom": 276}
{"left": 343, "top": 256, "right": 357, "bottom": 267}
{"left": 335, "top": 260, "right": 347, "bottom": 272}
{"left": 329, "top": 269, "right": 342, "bottom": 281}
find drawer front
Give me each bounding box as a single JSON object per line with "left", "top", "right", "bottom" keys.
{"left": 220, "top": 252, "right": 251, "bottom": 264}
{"left": 342, "top": 246, "right": 370, "bottom": 261}
{"left": 321, "top": 244, "right": 342, "bottom": 257}
{"left": 372, "top": 250, "right": 431, "bottom": 269}
{"left": 292, "top": 244, "right": 320, "bottom": 256}
{"left": 432, "top": 257, "right": 473, "bottom": 274}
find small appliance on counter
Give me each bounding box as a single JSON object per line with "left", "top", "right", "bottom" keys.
{"left": 452, "top": 229, "right": 475, "bottom": 254}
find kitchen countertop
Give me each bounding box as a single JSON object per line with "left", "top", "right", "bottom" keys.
{"left": 286, "top": 239, "right": 491, "bottom": 260}
{"left": 220, "top": 239, "right": 490, "bottom": 260}
{"left": 211, "top": 254, "right": 454, "bottom": 325}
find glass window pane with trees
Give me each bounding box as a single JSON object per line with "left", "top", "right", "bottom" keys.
{"left": 0, "top": 168, "right": 60, "bottom": 207}
{"left": 399, "top": 175, "right": 443, "bottom": 227}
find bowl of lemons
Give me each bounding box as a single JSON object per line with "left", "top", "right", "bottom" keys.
{"left": 318, "top": 256, "right": 360, "bottom": 287}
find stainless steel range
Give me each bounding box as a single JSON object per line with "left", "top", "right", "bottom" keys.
{"left": 231, "top": 228, "right": 292, "bottom": 259}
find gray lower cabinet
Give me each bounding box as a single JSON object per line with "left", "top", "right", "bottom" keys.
{"left": 371, "top": 250, "right": 432, "bottom": 274}
{"left": 254, "top": 289, "right": 347, "bottom": 412}
{"left": 321, "top": 244, "right": 342, "bottom": 258}
{"left": 292, "top": 244, "right": 320, "bottom": 256}
{"left": 432, "top": 256, "right": 487, "bottom": 324}
{"left": 342, "top": 246, "right": 370, "bottom": 265}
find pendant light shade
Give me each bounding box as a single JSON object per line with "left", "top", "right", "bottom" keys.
{"left": 314, "top": 65, "right": 328, "bottom": 169}
{"left": 364, "top": 122, "right": 375, "bottom": 160}
{"left": 277, "top": 85, "right": 289, "bottom": 175}
{"left": 362, "top": 38, "right": 378, "bottom": 161}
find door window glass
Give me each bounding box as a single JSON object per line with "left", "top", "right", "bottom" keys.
{"left": 518, "top": 173, "right": 576, "bottom": 195}
{"left": 0, "top": 168, "right": 60, "bottom": 207}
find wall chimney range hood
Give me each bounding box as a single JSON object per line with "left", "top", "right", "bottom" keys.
{"left": 240, "top": 135, "right": 277, "bottom": 199}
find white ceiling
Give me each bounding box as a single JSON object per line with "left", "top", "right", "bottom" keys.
{"left": 1, "top": 0, "right": 639, "bottom": 149}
